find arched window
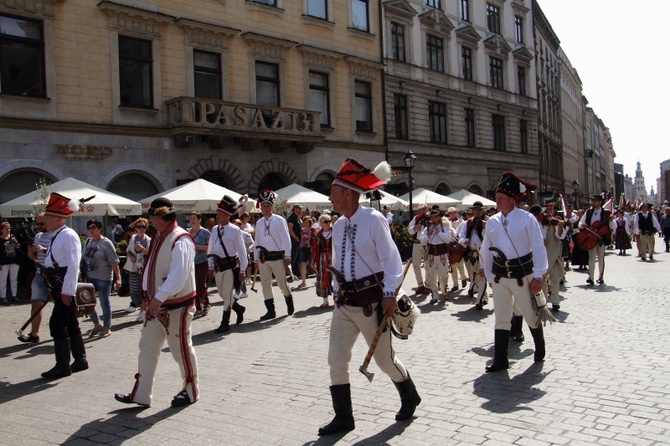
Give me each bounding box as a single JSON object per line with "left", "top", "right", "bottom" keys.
{"left": 258, "top": 173, "right": 287, "bottom": 194}
{"left": 201, "top": 170, "right": 235, "bottom": 190}
{"left": 435, "top": 182, "right": 451, "bottom": 196}
{"left": 468, "top": 185, "right": 485, "bottom": 196}
{"left": 0, "top": 170, "right": 55, "bottom": 205}
{"left": 108, "top": 173, "right": 160, "bottom": 202}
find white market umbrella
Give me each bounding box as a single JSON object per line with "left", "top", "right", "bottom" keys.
{"left": 359, "top": 190, "right": 409, "bottom": 211}
{"left": 447, "top": 189, "right": 496, "bottom": 210}
{"left": 139, "top": 179, "right": 242, "bottom": 214}
{"left": 275, "top": 183, "right": 331, "bottom": 211}
{"left": 399, "top": 187, "right": 461, "bottom": 210}
{"left": 0, "top": 177, "right": 141, "bottom": 217}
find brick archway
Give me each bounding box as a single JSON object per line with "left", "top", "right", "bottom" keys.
{"left": 185, "top": 156, "right": 245, "bottom": 192}
{"left": 248, "top": 159, "right": 297, "bottom": 194}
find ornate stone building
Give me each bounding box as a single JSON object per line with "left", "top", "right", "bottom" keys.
{"left": 381, "top": 0, "right": 539, "bottom": 199}
{"left": 0, "top": 0, "right": 385, "bottom": 207}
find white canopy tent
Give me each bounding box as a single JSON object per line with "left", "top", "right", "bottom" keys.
{"left": 399, "top": 188, "right": 461, "bottom": 210}
{"left": 274, "top": 183, "right": 332, "bottom": 211}
{"left": 447, "top": 189, "right": 496, "bottom": 210}
{"left": 359, "top": 190, "right": 409, "bottom": 211}
{"left": 0, "top": 177, "right": 141, "bottom": 218}
{"left": 139, "top": 179, "right": 242, "bottom": 214}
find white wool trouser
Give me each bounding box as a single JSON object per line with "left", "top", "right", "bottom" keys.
{"left": 259, "top": 259, "right": 290, "bottom": 301}
{"left": 492, "top": 275, "right": 540, "bottom": 331}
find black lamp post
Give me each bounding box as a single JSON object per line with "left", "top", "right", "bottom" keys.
{"left": 403, "top": 150, "right": 417, "bottom": 219}
{"left": 572, "top": 180, "right": 580, "bottom": 209}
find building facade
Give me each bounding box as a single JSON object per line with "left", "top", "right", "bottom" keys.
{"left": 558, "top": 48, "right": 584, "bottom": 207}
{"left": 0, "top": 0, "right": 386, "bottom": 208}
{"left": 381, "top": 0, "right": 540, "bottom": 200}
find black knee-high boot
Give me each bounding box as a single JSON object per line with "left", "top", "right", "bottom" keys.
{"left": 70, "top": 334, "right": 89, "bottom": 373}
{"left": 232, "top": 301, "right": 245, "bottom": 325}
{"left": 318, "top": 384, "right": 355, "bottom": 436}
{"left": 285, "top": 294, "right": 294, "bottom": 315}
{"left": 486, "top": 330, "right": 510, "bottom": 373}
{"left": 510, "top": 315, "right": 525, "bottom": 342}
{"left": 260, "top": 298, "right": 276, "bottom": 320}
{"left": 42, "top": 339, "right": 72, "bottom": 379}
{"left": 393, "top": 373, "right": 421, "bottom": 420}
{"left": 215, "top": 310, "right": 231, "bottom": 333}
{"left": 529, "top": 325, "right": 545, "bottom": 362}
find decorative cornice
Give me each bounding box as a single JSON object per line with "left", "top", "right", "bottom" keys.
{"left": 483, "top": 34, "right": 512, "bottom": 57}
{"left": 418, "top": 8, "right": 454, "bottom": 36}
{"left": 382, "top": 0, "right": 417, "bottom": 20}
{"left": 296, "top": 44, "right": 344, "bottom": 72}
{"left": 455, "top": 25, "right": 482, "bottom": 46}
{"left": 241, "top": 31, "right": 297, "bottom": 61}
{"left": 174, "top": 18, "right": 240, "bottom": 50}
{"left": 98, "top": 1, "right": 174, "bottom": 38}
{"left": 512, "top": 46, "right": 533, "bottom": 63}
{"left": 344, "top": 55, "right": 384, "bottom": 80}
{"left": 0, "top": 0, "right": 57, "bottom": 18}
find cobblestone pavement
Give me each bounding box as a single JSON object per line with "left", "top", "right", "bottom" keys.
{"left": 1, "top": 247, "right": 669, "bottom": 445}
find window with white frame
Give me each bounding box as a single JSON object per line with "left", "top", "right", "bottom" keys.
{"left": 394, "top": 94, "right": 408, "bottom": 139}
{"left": 517, "top": 65, "right": 526, "bottom": 96}
{"left": 460, "top": 0, "right": 470, "bottom": 21}
{"left": 119, "top": 35, "right": 153, "bottom": 108}
{"left": 391, "top": 22, "right": 406, "bottom": 63}
{"left": 489, "top": 56, "right": 503, "bottom": 89}
{"left": 425, "top": 0, "right": 441, "bottom": 8}
{"left": 309, "top": 71, "right": 330, "bottom": 126}
{"left": 354, "top": 80, "right": 372, "bottom": 131}
{"left": 0, "top": 14, "right": 46, "bottom": 97}
{"left": 465, "top": 107, "right": 475, "bottom": 147}
{"left": 252, "top": 0, "right": 277, "bottom": 6}
{"left": 462, "top": 46, "right": 473, "bottom": 81}
{"left": 352, "top": 0, "right": 369, "bottom": 32}
{"left": 256, "top": 61, "right": 280, "bottom": 107}
{"left": 515, "top": 15, "right": 524, "bottom": 43}
{"left": 427, "top": 34, "right": 444, "bottom": 72}
{"left": 492, "top": 113, "right": 505, "bottom": 151}
{"left": 429, "top": 101, "right": 447, "bottom": 144}
{"left": 486, "top": 3, "right": 501, "bottom": 35}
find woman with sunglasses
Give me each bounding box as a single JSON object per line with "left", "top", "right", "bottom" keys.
{"left": 124, "top": 218, "right": 151, "bottom": 321}
{"left": 84, "top": 219, "right": 121, "bottom": 337}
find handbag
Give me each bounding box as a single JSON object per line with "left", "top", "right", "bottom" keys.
{"left": 74, "top": 282, "right": 97, "bottom": 318}
{"left": 123, "top": 235, "right": 138, "bottom": 273}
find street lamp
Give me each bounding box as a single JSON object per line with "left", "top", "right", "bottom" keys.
{"left": 403, "top": 150, "right": 417, "bottom": 219}
{"left": 572, "top": 180, "right": 580, "bottom": 209}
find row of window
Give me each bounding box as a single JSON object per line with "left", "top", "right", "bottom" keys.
{"left": 392, "top": 23, "right": 527, "bottom": 94}
{"left": 393, "top": 94, "right": 528, "bottom": 153}
{"left": 252, "top": 0, "right": 371, "bottom": 33}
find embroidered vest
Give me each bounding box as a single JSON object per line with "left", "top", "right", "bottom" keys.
{"left": 144, "top": 224, "right": 196, "bottom": 303}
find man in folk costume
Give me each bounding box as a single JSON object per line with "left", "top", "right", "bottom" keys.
{"left": 458, "top": 201, "right": 488, "bottom": 310}
{"left": 254, "top": 189, "right": 294, "bottom": 320}
{"left": 633, "top": 202, "right": 661, "bottom": 261}
{"left": 115, "top": 198, "right": 199, "bottom": 407}
{"left": 530, "top": 205, "right": 566, "bottom": 312}
{"left": 39, "top": 193, "right": 88, "bottom": 379}
{"left": 479, "top": 172, "right": 548, "bottom": 373}
{"left": 208, "top": 196, "right": 248, "bottom": 333}
{"left": 578, "top": 195, "right": 616, "bottom": 284}
{"left": 408, "top": 203, "right": 429, "bottom": 294}
{"left": 319, "top": 158, "right": 421, "bottom": 436}
{"left": 420, "top": 208, "right": 454, "bottom": 303}
{"left": 446, "top": 206, "right": 468, "bottom": 292}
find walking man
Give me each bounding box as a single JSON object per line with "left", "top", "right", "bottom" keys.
{"left": 208, "top": 196, "right": 248, "bottom": 333}
{"left": 408, "top": 204, "right": 429, "bottom": 294}
{"left": 578, "top": 195, "right": 616, "bottom": 284}
{"left": 633, "top": 203, "right": 661, "bottom": 261}
{"left": 115, "top": 197, "right": 199, "bottom": 407}
{"left": 479, "top": 172, "right": 548, "bottom": 373}
{"left": 254, "top": 190, "right": 294, "bottom": 320}
{"left": 318, "top": 158, "right": 421, "bottom": 436}
{"left": 40, "top": 194, "right": 88, "bottom": 378}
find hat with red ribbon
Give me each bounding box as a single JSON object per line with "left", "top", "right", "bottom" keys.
{"left": 217, "top": 195, "right": 238, "bottom": 215}
{"left": 331, "top": 158, "right": 392, "bottom": 194}
{"left": 45, "top": 193, "right": 79, "bottom": 218}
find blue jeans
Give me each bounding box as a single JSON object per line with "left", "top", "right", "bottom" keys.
{"left": 89, "top": 278, "right": 113, "bottom": 329}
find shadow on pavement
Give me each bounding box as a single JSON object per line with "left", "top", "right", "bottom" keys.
{"left": 0, "top": 339, "right": 53, "bottom": 359}
{"left": 301, "top": 420, "right": 409, "bottom": 446}
{"left": 472, "top": 362, "right": 550, "bottom": 413}
{"left": 453, "top": 306, "right": 493, "bottom": 322}
{"left": 62, "top": 405, "right": 187, "bottom": 445}
{"left": 186, "top": 315, "right": 289, "bottom": 348}
{"left": 0, "top": 377, "right": 58, "bottom": 404}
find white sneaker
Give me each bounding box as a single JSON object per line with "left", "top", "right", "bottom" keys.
{"left": 239, "top": 291, "right": 248, "bottom": 299}
{"left": 233, "top": 290, "right": 240, "bottom": 299}
{"left": 125, "top": 305, "right": 137, "bottom": 313}
{"left": 135, "top": 310, "right": 144, "bottom": 322}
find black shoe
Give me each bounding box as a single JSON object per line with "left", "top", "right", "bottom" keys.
{"left": 41, "top": 364, "right": 71, "bottom": 379}
{"left": 260, "top": 299, "right": 276, "bottom": 321}
{"left": 586, "top": 278, "right": 594, "bottom": 285}
{"left": 114, "top": 393, "right": 150, "bottom": 407}
{"left": 552, "top": 304, "right": 560, "bottom": 312}
{"left": 171, "top": 390, "right": 195, "bottom": 407}
{"left": 232, "top": 302, "right": 245, "bottom": 326}
{"left": 71, "top": 359, "right": 89, "bottom": 373}
{"left": 475, "top": 303, "right": 483, "bottom": 310}
{"left": 285, "top": 295, "right": 295, "bottom": 316}
{"left": 393, "top": 375, "right": 421, "bottom": 421}
{"left": 467, "top": 289, "right": 475, "bottom": 298}
{"left": 596, "top": 278, "right": 604, "bottom": 284}
{"left": 318, "top": 384, "right": 355, "bottom": 436}
{"left": 18, "top": 333, "right": 40, "bottom": 343}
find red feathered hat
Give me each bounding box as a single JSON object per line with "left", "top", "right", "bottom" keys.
{"left": 332, "top": 158, "right": 392, "bottom": 194}
{"left": 45, "top": 193, "right": 79, "bottom": 218}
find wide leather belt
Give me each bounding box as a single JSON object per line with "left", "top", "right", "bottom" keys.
{"left": 428, "top": 244, "right": 448, "bottom": 256}
{"left": 491, "top": 252, "right": 534, "bottom": 279}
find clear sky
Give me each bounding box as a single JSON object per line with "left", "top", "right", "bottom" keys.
{"left": 538, "top": 0, "right": 669, "bottom": 194}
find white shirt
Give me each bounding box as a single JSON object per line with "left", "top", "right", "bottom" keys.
{"left": 579, "top": 207, "right": 617, "bottom": 233}
{"left": 457, "top": 218, "right": 484, "bottom": 249}
{"left": 408, "top": 213, "right": 426, "bottom": 240}
{"left": 633, "top": 212, "right": 661, "bottom": 235}
{"left": 420, "top": 223, "right": 454, "bottom": 246}
{"left": 207, "top": 223, "right": 249, "bottom": 271}
{"left": 253, "top": 213, "right": 292, "bottom": 261}
{"left": 331, "top": 205, "right": 402, "bottom": 297}
{"left": 480, "top": 208, "right": 548, "bottom": 284}
{"left": 44, "top": 225, "right": 82, "bottom": 296}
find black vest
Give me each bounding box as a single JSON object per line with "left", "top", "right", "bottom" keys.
{"left": 638, "top": 213, "right": 655, "bottom": 233}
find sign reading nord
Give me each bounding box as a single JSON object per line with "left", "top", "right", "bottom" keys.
{"left": 166, "top": 97, "right": 321, "bottom": 137}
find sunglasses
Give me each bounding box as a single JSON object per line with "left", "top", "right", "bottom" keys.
{"left": 136, "top": 225, "right": 147, "bottom": 229}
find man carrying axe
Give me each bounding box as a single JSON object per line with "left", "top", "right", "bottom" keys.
{"left": 318, "top": 158, "right": 421, "bottom": 436}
